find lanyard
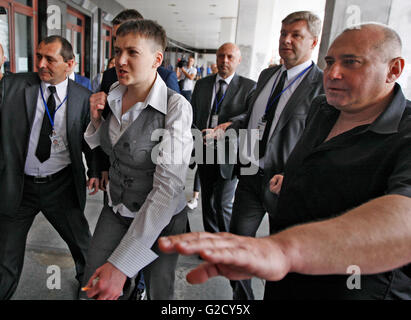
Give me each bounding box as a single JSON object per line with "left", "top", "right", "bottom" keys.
{"left": 264, "top": 62, "right": 313, "bottom": 115}
{"left": 40, "top": 85, "right": 68, "bottom": 129}
{"left": 213, "top": 81, "right": 227, "bottom": 114}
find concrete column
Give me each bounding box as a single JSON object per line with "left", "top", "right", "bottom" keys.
{"left": 318, "top": 0, "right": 392, "bottom": 69}
{"left": 235, "top": 0, "right": 276, "bottom": 81}
{"left": 219, "top": 17, "right": 237, "bottom": 44}
{"left": 388, "top": 0, "right": 411, "bottom": 98}
{"left": 235, "top": 0, "right": 326, "bottom": 81}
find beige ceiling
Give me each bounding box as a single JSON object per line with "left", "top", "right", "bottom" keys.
{"left": 116, "top": 0, "right": 239, "bottom": 50}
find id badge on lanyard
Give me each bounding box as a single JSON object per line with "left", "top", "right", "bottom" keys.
{"left": 210, "top": 114, "right": 219, "bottom": 129}
{"left": 40, "top": 86, "right": 68, "bottom": 153}
{"left": 50, "top": 131, "right": 67, "bottom": 153}
{"left": 258, "top": 63, "right": 313, "bottom": 140}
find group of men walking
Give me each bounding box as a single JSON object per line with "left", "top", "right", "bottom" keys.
{"left": 1, "top": 7, "right": 411, "bottom": 301}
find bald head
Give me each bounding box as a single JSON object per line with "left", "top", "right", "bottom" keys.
{"left": 323, "top": 23, "right": 405, "bottom": 113}
{"left": 216, "top": 42, "right": 241, "bottom": 78}
{"left": 341, "top": 23, "right": 402, "bottom": 62}
{"left": 217, "top": 42, "right": 241, "bottom": 57}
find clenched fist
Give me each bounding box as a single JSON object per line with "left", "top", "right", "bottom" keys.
{"left": 89, "top": 91, "right": 107, "bottom": 129}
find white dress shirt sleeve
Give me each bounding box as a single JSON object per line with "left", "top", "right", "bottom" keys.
{"left": 107, "top": 94, "right": 193, "bottom": 278}
{"left": 84, "top": 120, "right": 105, "bottom": 150}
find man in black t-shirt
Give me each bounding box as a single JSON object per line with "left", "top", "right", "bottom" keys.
{"left": 159, "top": 23, "right": 411, "bottom": 300}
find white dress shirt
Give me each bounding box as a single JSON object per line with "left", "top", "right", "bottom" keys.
{"left": 244, "top": 60, "right": 313, "bottom": 169}
{"left": 211, "top": 73, "right": 235, "bottom": 108}
{"left": 205, "top": 72, "right": 235, "bottom": 127}
{"left": 84, "top": 73, "right": 193, "bottom": 277}
{"left": 24, "top": 78, "right": 71, "bottom": 176}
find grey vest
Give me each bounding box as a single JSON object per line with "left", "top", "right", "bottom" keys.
{"left": 100, "top": 88, "right": 186, "bottom": 213}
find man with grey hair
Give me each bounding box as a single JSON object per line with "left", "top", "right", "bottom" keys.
{"left": 213, "top": 11, "right": 324, "bottom": 299}
{"left": 159, "top": 23, "right": 411, "bottom": 300}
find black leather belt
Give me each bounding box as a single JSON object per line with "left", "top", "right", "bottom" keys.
{"left": 24, "top": 165, "right": 71, "bottom": 184}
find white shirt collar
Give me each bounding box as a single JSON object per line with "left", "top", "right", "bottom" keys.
{"left": 216, "top": 72, "right": 235, "bottom": 86}
{"left": 281, "top": 60, "right": 313, "bottom": 81}
{"left": 107, "top": 72, "right": 168, "bottom": 115}
{"left": 69, "top": 72, "right": 75, "bottom": 81}
{"left": 41, "top": 77, "right": 69, "bottom": 102}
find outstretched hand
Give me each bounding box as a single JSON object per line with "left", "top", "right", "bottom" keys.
{"left": 158, "top": 232, "right": 291, "bottom": 284}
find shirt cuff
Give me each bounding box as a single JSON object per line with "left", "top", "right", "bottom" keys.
{"left": 107, "top": 236, "right": 159, "bottom": 278}
{"left": 84, "top": 120, "right": 104, "bottom": 149}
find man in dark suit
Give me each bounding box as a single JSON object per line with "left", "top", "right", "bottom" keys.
{"left": 191, "top": 43, "right": 255, "bottom": 233}
{"left": 213, "top": 11, "right": 324, "bottom": 300}
{"left": 0, "top": 35, "right": 99, "bottom": 300}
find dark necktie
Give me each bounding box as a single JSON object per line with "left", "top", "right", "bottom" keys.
{"left": 36, "top": 85, "right": 56, "bottom": 163}
{"left": 258, "top": 70, "right": 287, "bottom": 159}
{"left": 208, "top": 79, "right": 226, "bottom": 128}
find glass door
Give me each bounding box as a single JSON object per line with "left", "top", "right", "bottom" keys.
{"left": 102, "top": 24, "right": 112, "bottom": 71}
{"left": 0, "top": 0, "right": 37, "bottom": 73}
{"left": 66, "top": 6, "right": 85, "bottom": 75}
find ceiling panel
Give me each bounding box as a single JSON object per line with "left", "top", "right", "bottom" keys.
{"left": 116, "top": 0, "right": 239, "bottom": 49}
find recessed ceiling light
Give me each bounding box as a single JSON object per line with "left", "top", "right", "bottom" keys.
{"left": 173, "top": 12, "right": 179, "bottom": 14}
{"left": 210, "top": 4, "right": 217, "bottom": 7}
{"left": 169, "top": 3, "right": 176, "bottom": 6}
{"left": 209, "top": 13, "right": 215, "bottom": 15}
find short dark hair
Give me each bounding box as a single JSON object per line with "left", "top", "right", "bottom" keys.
{"left": 40, "top": 35, "right": 74, "bottom": 62}
{"left": 112, "top": 9, "right": 143, "bottom": 26}
{"left": 116, "top": 19, "right": 167, "bottom": 53}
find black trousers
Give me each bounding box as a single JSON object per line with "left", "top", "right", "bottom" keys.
{"left": 0, "top": 167, "right": 91, "bottom": 300}
{"left": 229, "top": 172, "right": 277, "bottom": 300}
{"left": 193, "top": 168, "right": 201, "bottom": 193}
{"left": 198, "top": 164, "right": 238, "bottom": 233}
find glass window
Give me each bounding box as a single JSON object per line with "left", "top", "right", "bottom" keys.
{"left": 73, "top": 31, "right": 81, "bottom": 73}
{"left": 14, "top": 0, "right": 32, "bottom": 7}
{"left": 67, "top": 13, "right": 82, "bottom": 27}
{"left": 67, "top": 14, "right": 77, "bottom": 26}
{"left": 14, "top": 13, "right": 33, "bottom": 72}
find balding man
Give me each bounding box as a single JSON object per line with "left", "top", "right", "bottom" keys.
{"left": 191, "top": 42, "right": 255, "bottom": 234}
{"left": 160, "top": 23, "right": 411, "bottom": 300}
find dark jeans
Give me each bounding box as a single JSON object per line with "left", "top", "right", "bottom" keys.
{"left": 0, "top": 167, "right": 91, "bottom": 300}
{"left": 80, "top": 205, "right": 187, "bottom": 300}
{"left": 181, "top": 90, "right": 192, "bottom": 102}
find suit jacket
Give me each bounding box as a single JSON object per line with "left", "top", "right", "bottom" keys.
{"left": 191, "top": 73, "right": 256, "bottom": 179}
{"left": 74, "top": 73, "right": 92, "bottom": 91}
{"left": 231, "top": 63, "right": 324, "bottom": 214}
{"left": 0, "top": 72, "right": 98, "bottom": 217}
